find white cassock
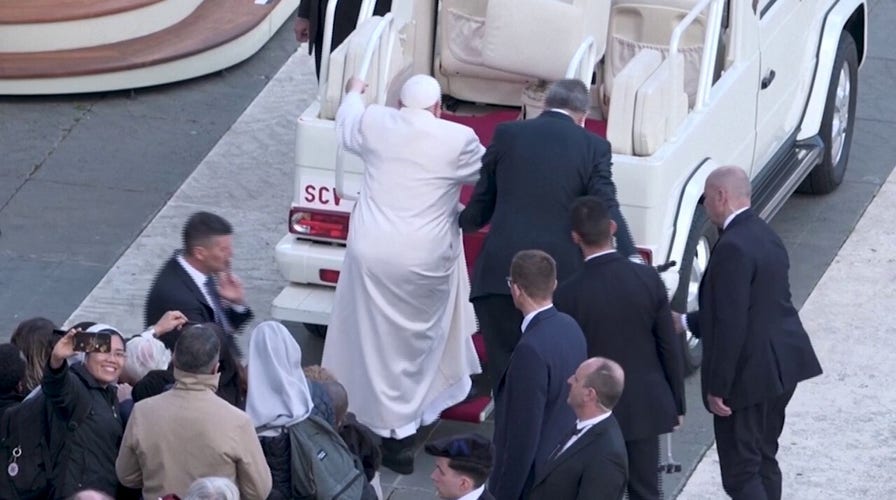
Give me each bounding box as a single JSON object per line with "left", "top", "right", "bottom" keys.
{"left": 321, "top": 91, "right": 484, "bottom": 439}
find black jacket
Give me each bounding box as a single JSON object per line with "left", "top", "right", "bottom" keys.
{"left": 144, "top": 253, "right": 253, "bottom": 342}
{"left": 0, "top": 393, "right": 23, "bottom": 418}
{"left": 528, "top": 414, "right": 628, "bottom": 500}
{"left": 260, "top": 432, "right": 293, "bottom": 500}
{"left": 554, "top": 252, "right": 685, "bottom": 440}
{"left": 460, "top": 111, "right": 636, "bottom": 299}
{"left": 686, "top": 209, "right": 822, "bottom": 410}
{"left": 42, "top": 361, "right": 122, "bottom": 499}
{"left": 490, "top": 308, "right": 586, "bottom": 500}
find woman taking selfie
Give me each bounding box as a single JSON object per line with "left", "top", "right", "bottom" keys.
{"left": 43, "top": 326, "right": 126, "bottom": 499}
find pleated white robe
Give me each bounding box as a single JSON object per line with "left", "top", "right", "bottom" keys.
{"left": 321, "top": 92, "right": 484, "bottom": 438}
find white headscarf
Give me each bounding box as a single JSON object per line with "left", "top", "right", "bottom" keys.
{"left": 246, "top": 321, "right": 314, "bottom": 436}
{"left": 400, "top": 74, "right": 441, "bottom": 109}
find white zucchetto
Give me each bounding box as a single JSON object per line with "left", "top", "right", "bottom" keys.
{"left": 400, "top": 74, "right": 441, "bottom": 109}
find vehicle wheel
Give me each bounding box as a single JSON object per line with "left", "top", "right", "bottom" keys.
{"left": 303, "top": 323, "right": 328, "bottom": 339}
{"left": 800, "top": 31, "right": 858, "bottom": 194}
{"left": 671, "top": 207, "right": 718, "bottom": 374}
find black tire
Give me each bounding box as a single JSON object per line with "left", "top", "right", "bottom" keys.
{"left": 671, "top": 206, "right": 718, "bottom": 374}
{"left": 800, "top": 31, "right": 858, "bottom": 194}
{"left": 303, "top": 323, "right": 328, "bottom": 339}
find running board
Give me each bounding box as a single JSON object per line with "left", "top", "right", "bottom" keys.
{"left": 755, "top": 136, "right": 824, "bottom": 221}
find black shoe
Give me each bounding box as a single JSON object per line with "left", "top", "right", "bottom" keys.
{"left": 381, "top": 435, "right": 416, "bottom": 475}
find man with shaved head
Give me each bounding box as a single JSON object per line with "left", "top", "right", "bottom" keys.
{"left": 673, "top": 166, "right": 822, "bottom": 500}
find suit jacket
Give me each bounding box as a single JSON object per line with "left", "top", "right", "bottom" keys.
{"left": 528, "top": 414, "right": 628, "bottom": 500}
{"left": 490, "top": 307, "right": 587, "bottom": 500}
{"left": 460, "top": 111, "right": 636, "bottom": 300}
{"left": 144, "top": 254, "right": 253, "bottom": 342}
{"left": 686, "top": 209, "right": 822, "bottom": 411}
{"left": 554, "top": 252, "right": 685, "bottom": 440}
{"left": 479, "top": 490, "right": 495, "bottom": 500}
{"left": 297, "top": 0, "right": 391, "bottom": 53}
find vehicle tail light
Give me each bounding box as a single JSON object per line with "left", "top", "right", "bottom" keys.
{"left": 636, "top": 246, "right": 653, "bottom": 266}
{"left": 289, "top": 207, "right": 349, "bottom": 241}
{"left": 319, "top": 269, "right": 341, "bottom": 284}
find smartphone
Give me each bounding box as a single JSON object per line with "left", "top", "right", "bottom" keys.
{"left": 72, "top": 331, "right": 112, "bottom": 354}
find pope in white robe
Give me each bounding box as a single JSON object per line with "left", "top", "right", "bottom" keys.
{"left": 321, "top": 75, "right": 484, "bottom": 463}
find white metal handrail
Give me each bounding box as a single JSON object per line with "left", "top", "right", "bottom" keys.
{"left": 668, "top": 0, "right": 724, "bottom": 111}
{"left": 357, "top": 0, "right": 377, "bottom": 28}
{"left": 317, "top": 0, "right": 342, "bottom": 104}
{"left": 335, "top": 14, "right": 397, "bottom": 202}
{"left": 565, "top": 36, "right": 597, "bottom": 84}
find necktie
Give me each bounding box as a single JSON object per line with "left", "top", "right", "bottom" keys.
{"left": 549, "top": 425, "right": 583, "bottom": 461}
{"left": 205, "top": 275, "right": 232, "bottom": 332}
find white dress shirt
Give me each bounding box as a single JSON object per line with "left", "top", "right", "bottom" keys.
{"left": 457, "top": 485, "right": 486, "bottom": 500}
{"left": 521, "top": 304, "right": 554, "bottom": 332}
{"left": 558, "top": 411, "right": 613, "bottom": 456}
{"left": 585, "top": 249, "right": 616, "bottom": 261}
{"left": 176, "top": 254, "right": 215, "bottom": 306}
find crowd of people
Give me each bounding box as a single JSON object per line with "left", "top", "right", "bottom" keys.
{"left": 0, "top": 57, "right": 823, "bottom": 500}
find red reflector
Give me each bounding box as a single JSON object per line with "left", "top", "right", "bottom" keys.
{"left": 636, "top": 247, "right": 653, "bottom": 266}
{"left": 289, "top": 207, "right": 349, "bottom": 240}
{"left": 319, "top": 269, "right": 341, "bottom": 284}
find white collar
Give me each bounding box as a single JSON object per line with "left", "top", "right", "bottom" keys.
{"left": 577, "top": 411, "right": 612, "bottom": 430}
{"left": 457, "top": 485, "right": 485, "bottom": 500}
{"left": 723, "top": 207, "right": 749, "bottom": 230}
{"left": 585, "top": 249, "right": 616, "bottom": 261}
{"left": 521, "top": 304, "right": 553, "bottom": 332}
{"left": 176, "top": 253, "right": 215, "bottom": 307}
{"left": 546, "top": 108, "right": 571, "bottom": 117}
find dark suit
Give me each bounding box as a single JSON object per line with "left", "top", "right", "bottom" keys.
{"left": 554, "top": 252, "right": 684, "bottom": 500}
{"left": 477, "top": 489, "right": 495, "bottom": 500}
{"left": 297, "top": 0, "right": 392, "bottom": 76}
{"left": 460, "top": 111, "right": 636, "bottom": 390}
{"left": 528, "top": 414, "right": 628, "bottom": 500}
{"left": 685, "top": 209, "right": 821, "bottom": 500}
{"left": 144, "top": 253, "right": 253, "bottom": 407}
{"left": 490, "top": 307, "right": 587, "bottom": 500}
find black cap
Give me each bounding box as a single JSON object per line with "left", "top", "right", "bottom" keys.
{"left": 424, "top": 433, "right": 494, "bottom": 470}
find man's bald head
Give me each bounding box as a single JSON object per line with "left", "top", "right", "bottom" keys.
{"left": 703, "top": 166, "right": 752, "bottom": 227}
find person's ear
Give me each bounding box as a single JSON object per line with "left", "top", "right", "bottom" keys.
{"left": 551, "top": 279, "right": 558, "bottom": 293}
{"left": 212, "top": 362, "right": 220, "bottom": 375}
{"left": 609, "top": 220, "right": 618, "bottom": 237}
{"left": 571, "top": 231, "right": 582, "bottom": 245}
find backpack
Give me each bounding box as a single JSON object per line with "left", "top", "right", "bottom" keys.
{"left": 286, "top": 415, "right": 367, "bottom": 500}
{"left": 0, "top": 392, "right": 90, "bottom": 500}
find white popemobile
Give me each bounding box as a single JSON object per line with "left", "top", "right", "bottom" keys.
{"left": 272, "top": 0, "right": 867, "bottom": 376}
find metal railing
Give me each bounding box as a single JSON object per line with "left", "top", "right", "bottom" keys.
{"left": 565, "top": 36, "right": 598, "bottom": 84}
{"left": 335, "top": 13, "right": 398, "bottom": 202}
{"left": 669, "top": 0, "right": 725, "bottom": 111}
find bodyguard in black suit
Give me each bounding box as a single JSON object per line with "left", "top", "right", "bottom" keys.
{"left": 460, "top": 79, "right": 637, "bottom": 392}
{"left": 674, "top": 167, "right": 822, "bottom": 500}
{"left": 554, "top": 196, "right": 684, "bottom": 500}
{"left": 145, "top": 212, "right": 253, "bottom": 354}
{"left": 489, "top": 250, "right": 587, "bottom": 500}
{"left": 529, "top": 357, "right": 628, "bottom": 500}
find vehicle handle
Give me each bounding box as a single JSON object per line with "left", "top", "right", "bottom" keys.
{"left": 761, "top": 69, "right": 776, "bottom": 89}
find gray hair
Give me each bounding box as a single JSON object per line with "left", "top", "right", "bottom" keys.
{"left": 543, "top": 79, "right": 591, "bottom": 114}
{"left": 124, "top": 335, "right": 172, "bottom": 382}
{"left": 174, "top": 324, "right": 221, "bottom": 374}
{"left": 183, "top": 477, "right": 240, "bottom": 500}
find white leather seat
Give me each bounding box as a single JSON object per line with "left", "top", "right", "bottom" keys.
{"left": 633, "top": 51, "right": 688, "bottom": 155}
{"left": 605, "top": 49, "right": 662, "bottom": 155}
{"left": 437, "top": 0, "right": 610, "bottom": 106}
{"left": 602, "top": 0, "right": 705, "bottom": 112}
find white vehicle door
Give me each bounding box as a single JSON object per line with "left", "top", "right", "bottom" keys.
{"left": 753, "top": 0, "right": 816, "bottom": 171}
